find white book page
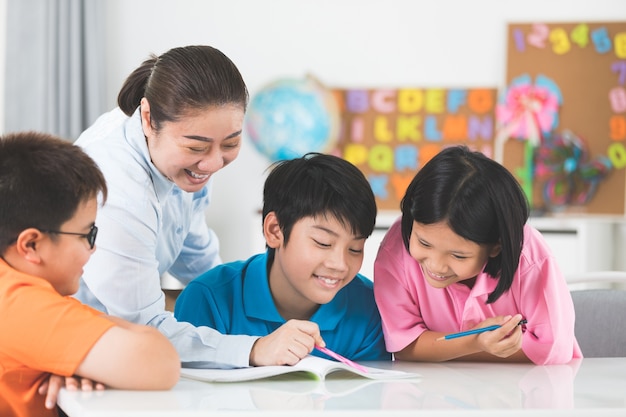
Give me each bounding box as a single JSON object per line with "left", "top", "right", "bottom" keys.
{"left": 181, "top": 356, "right": 420, "bottom": 382}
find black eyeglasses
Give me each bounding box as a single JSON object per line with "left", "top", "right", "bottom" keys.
{"left": 42, "top": 224, "right": 98, "bottom": 249}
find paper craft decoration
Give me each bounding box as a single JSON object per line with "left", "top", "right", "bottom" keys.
{"left": 495, "top": 74, "right": 561, "bottom": 163}
{"left": 496, "top": 74, "right": 562, "bottom": 153}
{"left": 180, "top": 355, "right": 419, "bottom": 382}
{"left": 332, "top": 88, "right": 497, "bottom": 211}
{"left": 501, "top": 21, "right": 626, "bottom": 215}
{"left": 534, "top": 131, "right": 612, "bottom": 208}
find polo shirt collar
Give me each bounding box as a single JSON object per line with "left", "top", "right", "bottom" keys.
{"left": 468, "top": 270, "right": 499, "bottom": 298}
{"left": 243, "top": 252, "right": 347, "bottom": 330}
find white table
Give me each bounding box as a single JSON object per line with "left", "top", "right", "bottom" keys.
{"left": 58, "top": 358, "right": 626, "bottom": 417}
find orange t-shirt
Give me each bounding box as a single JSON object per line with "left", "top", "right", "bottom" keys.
{"left": 0, "top": 260, "right": 115, "bottom": 417}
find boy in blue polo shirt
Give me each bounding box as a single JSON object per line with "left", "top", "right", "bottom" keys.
{"left": 175, "top": 152, "right": 390, "bottom": 364}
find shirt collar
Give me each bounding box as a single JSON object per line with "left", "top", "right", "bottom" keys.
{"left": 243, "top": 252, "right": 346, "bottom": 330}
{"left": 0, "top": 257, "right": 54, "bottom": 289}
{"left": 124, "top": 108, "right": 176, "bottom": 202}
{"left": 468, "top": 270, "right": 498, "bottom": 297}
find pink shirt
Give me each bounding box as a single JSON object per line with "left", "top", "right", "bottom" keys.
{"left": 373, "top": 218, "right": 582, "bottom": 365}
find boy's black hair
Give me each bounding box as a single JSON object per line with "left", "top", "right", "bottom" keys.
{"left": 0, "top": 131, "right": 107, "bottom": 254}
{"left": 262, "top": 152, "right": 377, "bottom": 257}
{"left": 400, "top": 145, "right": 529, "bottom": 303}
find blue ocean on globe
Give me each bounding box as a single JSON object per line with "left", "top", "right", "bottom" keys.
{"left": 245, "top": 77, "right": 339, "bottom": 162}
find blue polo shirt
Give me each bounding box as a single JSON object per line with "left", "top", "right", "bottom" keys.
{"left": 174, "top": 252, "right": 390, "bottom": 361}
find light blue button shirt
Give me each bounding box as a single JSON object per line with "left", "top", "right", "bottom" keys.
{"left": 74, "top": 107, "right": 257, "bottom": 368}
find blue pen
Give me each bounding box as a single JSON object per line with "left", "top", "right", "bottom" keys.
{"left": 437, "top": 319, "right": 527, "bottom": 341}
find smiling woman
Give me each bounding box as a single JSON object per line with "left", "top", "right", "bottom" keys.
{"left": 72, "top": 45, "right": 261, "bottom": 369}
{"left": 140, "top": 100, "right": 243, "bottom": 192}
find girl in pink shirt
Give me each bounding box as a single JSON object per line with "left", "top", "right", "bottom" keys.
{"left": 373, "top": 146, "right": 582, "bottom": 365}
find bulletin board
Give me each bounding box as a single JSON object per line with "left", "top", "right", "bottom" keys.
{"left": 500, "top": 21, "right": 626, "bottom": 215}
{"left": 332, "top": 88, "right": 497, "bottom": 211}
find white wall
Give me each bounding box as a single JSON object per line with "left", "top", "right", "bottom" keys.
{"left": 0, "top": 0, "right": 6, "bottom": 132}
{"left": 4, "top": 0, "right": 625, "bottom": 263}
{"left": 101, "top": 0, "right": 625, "bottom": 263}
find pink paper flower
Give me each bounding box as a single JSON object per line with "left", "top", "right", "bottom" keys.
{"left": 496, "top": 74, "right": 562, "bottom": 145}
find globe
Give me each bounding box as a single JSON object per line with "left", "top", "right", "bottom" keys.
{"left": 245, "top": 77, "right": 340, "bottom": 162}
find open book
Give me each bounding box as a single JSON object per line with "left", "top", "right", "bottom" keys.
{"left": 181, "top": 355, "right": 420, "bottom": 382}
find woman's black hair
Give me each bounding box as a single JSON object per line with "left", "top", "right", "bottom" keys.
{"left": 117, "top": 45, "right": 248, "bottom": 131}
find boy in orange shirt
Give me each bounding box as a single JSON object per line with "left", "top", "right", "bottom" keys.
{"left": 0, "top": 132, "right": 180, "bottom": 417}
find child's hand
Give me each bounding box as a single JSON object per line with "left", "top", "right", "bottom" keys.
{"left": 39, "top": 374, "right": 106, "bottom": 409}
{"left": 474, "top": 314, "right": 525, "bottom": 358}
{"left": 249, "top": 319, "right": 324, "bottom": 366}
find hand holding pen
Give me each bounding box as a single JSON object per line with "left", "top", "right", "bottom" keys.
{"left": 422, "top": 314, "right": 526, "bottom": 361}
{"left": 249, "top": 319, "right": 324, "bottom": 366}
{"left": 437, "top": 318, "right": 528, "bottom": 341}
{"left": 315, "top": 345, "right": 368, "bottom": 373}
{"left": 436, "top": 314, "right": 527, "bottom": 359}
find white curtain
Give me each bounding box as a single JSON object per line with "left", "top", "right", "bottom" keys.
{"left": 4, "top": 0, "right": 105, "bottom": 141}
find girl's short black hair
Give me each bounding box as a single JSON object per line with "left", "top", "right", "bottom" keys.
{"left": 400, "top": 145, "right": 529, "bottom": 303}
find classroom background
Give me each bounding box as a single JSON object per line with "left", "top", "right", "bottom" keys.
{"left": 1, "top": 0, "right": 625, "bottom": 282}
